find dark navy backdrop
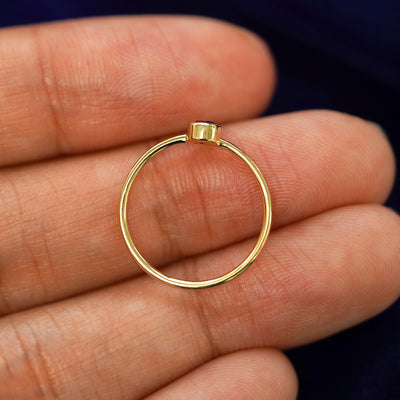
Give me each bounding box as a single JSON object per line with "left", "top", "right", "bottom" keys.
{"left": 1, "top": 1, "right": 399, "bottom": 399}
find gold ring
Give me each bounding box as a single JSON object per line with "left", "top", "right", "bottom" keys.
{"left": 120, "top": 121, "right": 272, "bottom": 289}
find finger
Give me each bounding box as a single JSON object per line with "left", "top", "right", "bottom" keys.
{"left": 154, "top": 204, "right": 400, "bottom": 348}
{"left": 0, "top": 16, "right": 275, "bottom": 166}
{"left": 145, "top": 349, "right": 298, "bottom": 400}
{"left": 0, "top": 111, "right": 395, "bottom": 314}
{"left": 1, "top": 204, "right": 399, "bottom": 399}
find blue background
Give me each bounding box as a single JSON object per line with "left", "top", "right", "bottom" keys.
{"left": 1, "top": 1, "right": 399, "bottom": 398}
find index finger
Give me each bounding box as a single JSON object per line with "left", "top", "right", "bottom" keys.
{"left": 0, "top": 16, "right": 275, "bottom": 166}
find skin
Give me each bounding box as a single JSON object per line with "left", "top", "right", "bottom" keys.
{"left": 0, "top": 15, "right": 399, "bottom": 400}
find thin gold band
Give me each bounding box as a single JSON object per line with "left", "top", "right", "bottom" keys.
{"left": 119, "top": 122, "right": 272, "bottom": 289}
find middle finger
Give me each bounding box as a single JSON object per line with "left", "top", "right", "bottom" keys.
{"left": 0, "top": 111, "right": 394, "bottom": 314}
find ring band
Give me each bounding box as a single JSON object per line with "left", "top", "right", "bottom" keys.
{"left": 119, "top": 121, "right": 272, "bottom": 289}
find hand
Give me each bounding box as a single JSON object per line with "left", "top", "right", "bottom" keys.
{"left": 0, "top": 16, "right": 399, "bottom": 399}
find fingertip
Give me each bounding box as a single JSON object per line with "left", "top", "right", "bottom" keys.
{"left": 164, "top": 15, "right": 277, "bottom": 120}
{"left": 334, "top": 112, "right": 396, "bottom": 204}
{"left": 277, "top": 109, "right": 396, "bottom": 205}
{"left": 248, "top": 348, "right": 299, "bottom": 399}
{"left": 145, "top": 348, "right": 298, "bottom": 400}
{"left": 223, "top": 21, "right": 277, "bottom": 116}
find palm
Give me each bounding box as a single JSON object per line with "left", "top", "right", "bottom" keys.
{"left": 0, "top": 16, "right": 399, "bottom": 400}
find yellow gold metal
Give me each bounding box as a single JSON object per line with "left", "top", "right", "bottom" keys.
{"left": 187, "top": 121, "right": 221, "bottom": 144}
{"left": 120, "top": 121, "right": 272, "bottom": 289}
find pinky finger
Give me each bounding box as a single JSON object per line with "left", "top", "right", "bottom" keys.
{"left": 144, "top": 348, "right": 298, "bottom": 400}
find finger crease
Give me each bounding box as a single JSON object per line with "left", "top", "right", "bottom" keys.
{"left": 31, "top": 26, "right": 68, "bottom": 157}
{"left": 183, "top": 287, "right": 221, "bottom": 361}
{"left": 10, "top": 318, "right": 59, "bottom": 399}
